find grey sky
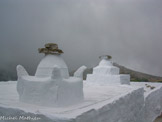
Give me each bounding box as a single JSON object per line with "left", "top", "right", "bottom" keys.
{"left": 0, "top": 0, "right": 162, "bottom": 77}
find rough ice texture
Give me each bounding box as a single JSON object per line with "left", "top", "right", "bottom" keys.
{"left": 131, "top": 82, "right": 162, "bottom": 122}
{"left": 144, "top": 86, "right": 162, "bottom": 122}
{"left": 86, "top": 59, "right": 130, "bottom": 85}
{"left": 0, "top": 81, "right": 162, "bottom": 122}
{"left": 16, "top": 54, "right": 86, "bottom": 107}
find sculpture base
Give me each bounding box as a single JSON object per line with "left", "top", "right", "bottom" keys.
{"left": 17, "top": 76, "right": 84, "bottom": 107}
{"left": 86, "top": 74, "right": 130, "bottom": 85}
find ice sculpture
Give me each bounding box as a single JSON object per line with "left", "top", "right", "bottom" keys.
{"left": 16, "top": 43, "right": 87, "bottom": 107}
{"left": 86, "top": 55, "right": 130, "bottom": 85}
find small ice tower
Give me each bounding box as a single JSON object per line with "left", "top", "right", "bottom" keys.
{"left": 16, "top": 43, "right": 87, "bottom": 107}
{"left": 86, "top": 55, "right": 130, "bottom": 85}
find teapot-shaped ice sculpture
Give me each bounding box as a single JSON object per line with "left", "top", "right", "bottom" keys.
{"left": 16, "top": 43, "right": 87, "bottom": 107}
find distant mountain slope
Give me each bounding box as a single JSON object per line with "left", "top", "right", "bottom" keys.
{"left": 70, "top": 63, "right": 162, "bottom": 82}
{"left": 113, "top": 63, "right": 162, "bottom": 82}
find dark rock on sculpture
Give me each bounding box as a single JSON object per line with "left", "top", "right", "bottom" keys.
{"left": 38, "top": 43, "right": 63, "bottom": 55}
{"left": 99, "top": 55, "right": 112, "bottom": 60}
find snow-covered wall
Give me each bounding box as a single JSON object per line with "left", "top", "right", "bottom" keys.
{"left": 0, "top": 82, "right": 162, "bottom": 122}
{"left": 0, "top": 107, "right": 68, "bottom": 122}
{"left": 73, "top": 88, "right": 144, "bottom": 122}
{"left": 144, "top": 85, "right": 162, "bottom": 122}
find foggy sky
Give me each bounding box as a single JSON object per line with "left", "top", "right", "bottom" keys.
{"left": 0, "top": 0, "right": 162, "bottom": 77}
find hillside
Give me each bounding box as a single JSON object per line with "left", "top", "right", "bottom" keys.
{"left": 70, "top": 63, "right": 162, "bottom": 82}
{"left": 113, "top": 63, "right": 162, "bottom": 82}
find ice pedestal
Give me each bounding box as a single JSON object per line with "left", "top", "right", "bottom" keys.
{"left": 86, "top": 56, "right": 130, "bottom": 85}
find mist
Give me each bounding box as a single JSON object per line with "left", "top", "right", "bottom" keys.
{"left": 0, "top": 0, "right": 162, "bottom": 80}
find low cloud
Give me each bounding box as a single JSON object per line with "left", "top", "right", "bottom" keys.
{"left": 0, "top": 0, "right": 162, "bottom": 79}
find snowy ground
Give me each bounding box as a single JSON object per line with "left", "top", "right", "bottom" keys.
{"left": 131, "top": 82, "right": 162, "bottom": 96}
{"left": 0, "top": 81, "right": 162, "bottom": 122}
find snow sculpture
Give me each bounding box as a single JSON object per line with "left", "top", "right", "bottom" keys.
{"left": 16, "top": 43, "right": 87, "bottom": 107}
{"left": 86, "top": 55, "right": 130, "bottom": 85}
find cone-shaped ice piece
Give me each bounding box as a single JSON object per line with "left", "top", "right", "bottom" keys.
{"left": 74, "top": 66, "right": 87, "bottom": 79}
{"left": 16, "top": 65, "right": 29, "bottom": 78}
